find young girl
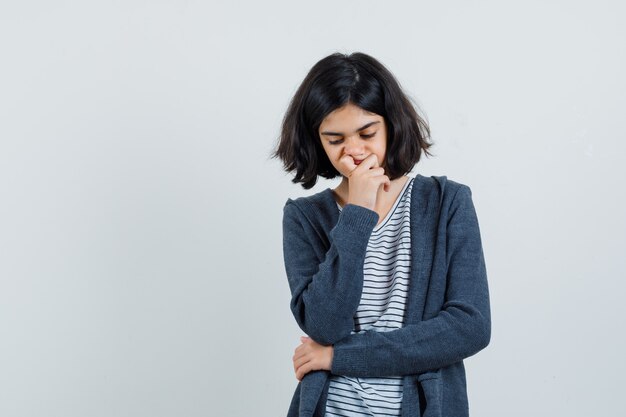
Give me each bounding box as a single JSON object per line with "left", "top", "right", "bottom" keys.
{"left": 272, "top": 52, "right": 491, "bottom": 417}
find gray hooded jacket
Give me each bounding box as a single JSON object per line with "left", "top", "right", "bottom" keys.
{"left": 281, "top": 175, "right": 491, "bottom": 417}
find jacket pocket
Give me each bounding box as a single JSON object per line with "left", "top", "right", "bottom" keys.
{"left": 417, "top": 370, "right": 443, "bottom": 417}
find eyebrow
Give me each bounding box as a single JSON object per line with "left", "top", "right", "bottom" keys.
{"left": 320, "top": 121, "right": 380, "bottom": 137}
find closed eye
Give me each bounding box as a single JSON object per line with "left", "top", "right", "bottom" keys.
{"left": 329, "top": 132, "right": 376, "bottom": 145}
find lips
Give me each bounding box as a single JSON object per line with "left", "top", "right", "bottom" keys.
{"left": 353, "top": 159, "right": 363, "bottom": 165}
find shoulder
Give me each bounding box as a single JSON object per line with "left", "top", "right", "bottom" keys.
{"left": 282, "top": 188, "right": 336, "bottom": 230}
{"left": 284, "top": 188, "right": 332, "bottom": 214}
{"left": 412, "top": 174, "right": 472, "bottom": 207}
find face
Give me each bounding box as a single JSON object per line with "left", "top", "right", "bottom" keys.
{"left": 318, "top": 102, "right": 387, "bottom": 178}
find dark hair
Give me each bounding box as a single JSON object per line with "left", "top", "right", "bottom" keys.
{"left": 271, "top": 52, "right": 433, "bottom": 189}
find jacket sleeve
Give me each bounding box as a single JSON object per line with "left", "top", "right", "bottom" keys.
{"left": 330, "top": 185, "right": 491, "bottom": 376}
{"left": 282, "top": 199, "right": 379, "bottom": 346}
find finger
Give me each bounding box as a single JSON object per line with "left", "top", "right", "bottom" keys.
{"left": 296, "top": 362, "right": 311, "bottom": 381}
{"left": 293, "top": 344, "right": 302, "bottom": 356}
{"left": 349, "top": 153, "right": 381, "bottom": 172}
{"left": 293, "top": 351, "right": 310, "bottom": 373}
{"left": 368, "top": 174, "right": 389, "bottom": 193}
{"left": 293, "top": 342, "right": 313, "bottom": 361}
{"left": 298, "top": 357, "right": 320, "bottom": 380}
{"left": 295, "top": 360, "right": 304, "bottom": 380}
{"left": 360, "top": 153, "right": 380, "bottom": 169}
{"left": 293, "top": 345, "right": 307, "bottom": 361}
{"left": 378, "top": 175, "right": 391, "bottom": 192}
{"left": 376, "top": 175, "right": 391, "bottom": 192}
{"left": 293, "top": 355, "right": 309, "bottom": 372}
{"left": 338, "top": 154, "right": 357, "bottom": 174}
{"left": 293, "top": 355, "right": 305, "bottom": 374}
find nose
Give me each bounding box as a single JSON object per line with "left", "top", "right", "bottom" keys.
{"left": 343, "top": 135, "right": 365, "bottom": 157}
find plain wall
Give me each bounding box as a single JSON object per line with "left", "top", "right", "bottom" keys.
{"left": 1, "top": 1, "right": 624, "bottom": 416}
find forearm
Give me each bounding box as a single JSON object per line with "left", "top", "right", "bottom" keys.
{"left": 330, "top": 301, "right": 490, "bottom": 377}
{"left": 283, "top": 201, "right": 379, "bottom": 345}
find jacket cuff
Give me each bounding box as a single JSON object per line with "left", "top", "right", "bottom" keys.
{"left": 330, "top": 333, "right": 368, "bottom": 375}
{"left": 336, "top": 204, "right": 379, "bottom": 234}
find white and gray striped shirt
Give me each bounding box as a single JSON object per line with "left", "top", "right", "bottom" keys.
{"left": 325, "top": 176, "right": 414, "bottom": 417}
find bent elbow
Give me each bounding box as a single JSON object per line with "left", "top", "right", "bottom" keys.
{"left": 299, "top": 322, "right": 350, "bottom": 346}
{"left": 454, "top": 306, "right": 491, "bottom": 358}
{"left": 476, "top": 326, "right": 490, "bottom": 354}
{"left": 307, "top": 330, "right": 335, "bottom": 346}
{"left": 290, "top": 302, "right": 352, "bottom": 346}
{"left": 448, "top": 301, "right": 491, "bottom": 354}
{"left": 471, "top": 312, "right": 491, "bottom": 353}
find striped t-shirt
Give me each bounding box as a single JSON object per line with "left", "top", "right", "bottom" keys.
{"left": 324, "top": 176, "right": 414, "bottom": 417}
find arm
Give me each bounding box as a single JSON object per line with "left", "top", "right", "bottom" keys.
{"left": 282, "top": 200, "right": 378, "bottom": 346}
{"left": 330, "top": 185, "right": 491, "bottom": 377}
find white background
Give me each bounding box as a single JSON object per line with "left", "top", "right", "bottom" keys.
{"left": 1, "top": 1, "right": 624, "bottom": 416}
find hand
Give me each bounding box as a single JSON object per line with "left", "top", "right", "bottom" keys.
{"left": 339, "top": 153, "right": 390, "bottom": 211}
{"left": 292, "top": 336, "right": 334, "bottom": 381}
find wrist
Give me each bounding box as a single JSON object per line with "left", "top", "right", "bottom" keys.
{"left": 347, "top": 198, "right": 376, "bottom": 211}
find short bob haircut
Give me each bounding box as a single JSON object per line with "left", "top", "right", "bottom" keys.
{"left": 272, "top": 52, "right": 433, "bottom": 190}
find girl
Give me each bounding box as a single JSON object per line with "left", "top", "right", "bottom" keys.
{"left": 272, "top": 52, "right": 490, "bottom": 417}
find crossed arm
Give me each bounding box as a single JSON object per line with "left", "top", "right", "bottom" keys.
{"left": 283, "top": 185, "right": 491, "bottom": 380}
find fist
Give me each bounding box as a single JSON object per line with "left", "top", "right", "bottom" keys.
{"left": 339, "top": 153, "right": 390, "bottom": 210}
